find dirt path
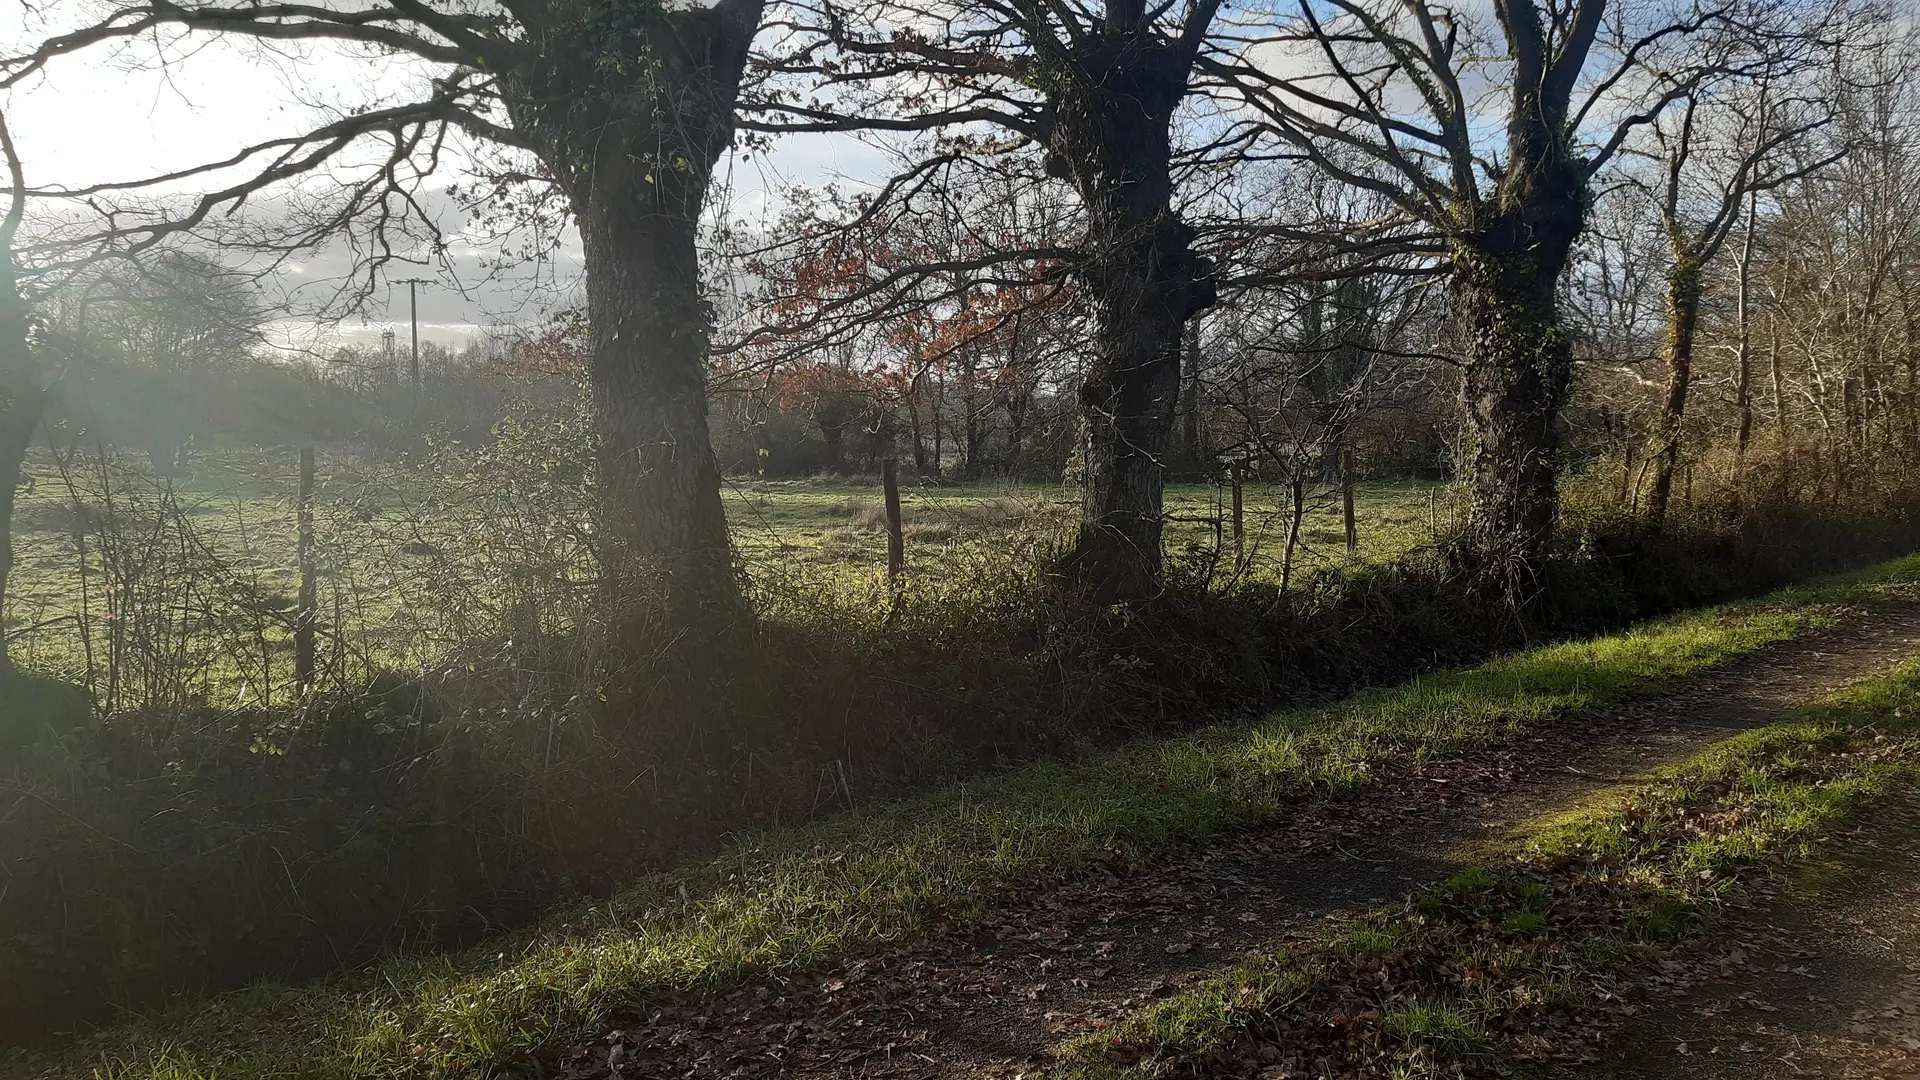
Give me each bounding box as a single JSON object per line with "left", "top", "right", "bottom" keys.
{"left": 1532, "top": 789, "right": 1920, "bottom": 1079}
{"left": 546, "top": 605, "right": 1920, "bottom": 1080}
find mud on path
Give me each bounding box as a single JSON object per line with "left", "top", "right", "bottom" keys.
{"left": 543, "top": 605, "right": 1920, "bottom": 1080}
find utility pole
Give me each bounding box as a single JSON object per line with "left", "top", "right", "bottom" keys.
{"left": 397, "top": 279, "right": 428, "bottom": 393}
{"left": 408, "top": 279, "right": 420, "bottom": 392}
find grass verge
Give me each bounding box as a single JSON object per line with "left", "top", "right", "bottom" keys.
{"left": 19, "top": 555, "right": 1920, "bottom": 1080}
{"left": 1046, "top": 628, "right": 1920, "bottom": 1078}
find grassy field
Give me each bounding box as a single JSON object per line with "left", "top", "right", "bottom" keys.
{"left": 722, "top": 475, "right": 1439, "bottom": 576}
{"left": 17, "top": 554, "right": 1918, "bottom": 1080}
{"left": 1, "top": 445, "right": 1444, "bottom": 707}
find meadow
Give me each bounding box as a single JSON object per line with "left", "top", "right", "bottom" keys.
{"left": 721, "top": 473, "right": 1439, "bottom": 575}
{"left": 0, "top": 444, "right": 1444, "bottom": 711}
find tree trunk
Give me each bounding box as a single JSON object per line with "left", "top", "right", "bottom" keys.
{"left": 1281, "top": 474, "right": 1305, "bottom": 592}
{"left": 960, "top": 347, "right": 985, "bottom": 479}
{"left": 1447, "top": 44, "right": 1590, "bottom": 567}
{"left": 1004, "top": 390, "right": 1029, "bottom": 476}
{"left": 1002, "top": 320, "right": 1032, "bottom": 477}
{"left": 1070, "top": 252, "right": 1193, "bottom": 597}
{"left": 820, "top": 411, "right": 847, "bottom": 472}
{"left": 930, "top": 365, "right": 944, "bottom": 479}
{"left": 1771, "top": 326, "right": 1787, "bottom": 430}
{"left": 1647, "top": 259, "right": 1703, "bottom": 530}
{"left": 908, "top": 372, "right": 930, "bottom": 475}
{"left": 0, "top": 264, "right": 36, "bottom": 672}
{"left": 1894, "top": 271, "right": 1920, "bottom": 453}
{"left": 1735, "top": 196, "right": 1758, "bottom": 458}
{"left": 1050, "top": 29, "right": 1216, "bottom": 600}
{"left": 1452, "top": 236, "right": 1578, "bottom": 556}
{"left": 0, "top": 392, "right": 36, "bottom": 671}
{"left": 576, "top": 185, "right": 739, "bottom": 640}
{"left": 1181, "top": 320, "right": 1202, "bottom": 471}
{"left": 514, "top": 0, "right": 763, "bottom": 660}
{"left": 1230, "top": 461, "right": 1244, "bottom": 571}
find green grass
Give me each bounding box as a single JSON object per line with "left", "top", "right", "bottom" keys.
{"left": 1383, "top": 1000, "right": 1489, "bottom": 1056}
{"left": 1044, "top": 629, "right": 1920, "bottom": 1080}
{"left": 2, "top": 446, "right": 1440, "bottom": 707}
{"left": 722, "top": 476, "right": 1438, "bottom": 577}
{"left": 17, "top": 554, "right": 1920, "bottom": 1079}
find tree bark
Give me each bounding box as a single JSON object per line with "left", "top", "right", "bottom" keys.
{"left": 1452, "top": 230, "right": 1579, "bottom": 556}
{"left": 1050, "top": 26, "right": 1217, "bottom": 600}
{"left": 0, "top": 388, "right": 37, "bottom": 672}
{"left": 1647, "top": 260, "right": 1703, "bottom": 530}
{"left": 959, "top": 346, "right": 985, "bottom": 479}
{"left": 1004, "top": 395, "right": 1027, "bottom": 475}
{"left": 1447, "top": 5, "right": 1591, "bottom": 566}
{"left": 1230, "top": 460, "right": 1244, "bottom": 571}
{"left": 509, "top": 1, "right": 762, "bottom": 653}
{"left": 908, "top": 371, "right": 930, "bottom": 475}
{"left": 930, "top": 365, "right": 944, "bottom": 479}
{"left": 0, "top": 258, "right": 36, "bottom": 672}
{"left": 1281, "top": 474, "right": 1304, "bottom": 592}
{"left": 576, "top": 181, "right": 739, "bottom": 639}
{"left": 1180, "top": 320, "right": 1202, "bottom": 471}
{"left": 1001, "top": 318, "right": 1033, "bottom": 476}
{"left": 1735, "top": 194, "right": 1758, "bottom": 458}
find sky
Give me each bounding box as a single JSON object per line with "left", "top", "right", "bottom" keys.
{"left": 0, "top": 10, "right": 891, "bottom": 350}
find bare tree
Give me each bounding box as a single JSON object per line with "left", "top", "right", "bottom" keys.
{"left": 1751, "top": 24, "right": 1920, "bottom": 490}
{"left": 5, "top": 0, "right": 768, "bottom": 654}
{"left": 1634, "top": 52, "right": 1845, "bottom": 528}
{"left": 1219, "top": 0, "right": 1775, "bottom": 561}
{"left": 48, "top": 253, "right": 268, "bottom": 474}
{"left": 751, "top": 0, "right": 1234, "bottom": 599}
{"left": 0, "top": 112, "right": 34, "bottom": 671}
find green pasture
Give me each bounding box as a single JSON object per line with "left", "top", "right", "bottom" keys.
{"left": 721, "top": 474, "right": 1441, "bottom": 575}
{"left": 1, "top": 446, "right": 1443, "bottom": 704}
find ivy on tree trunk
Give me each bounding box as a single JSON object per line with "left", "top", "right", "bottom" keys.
{"left": 1648, "top": 259, "right": 1704, "bottom": 529}
{"left": 1453, "top": 224, "right": 1580, "bottom": 556}
{"left": 1047, "top": 24, "right": 1216, "bottom": 601}
{"left": 506, "top": 0, "right": 762, "bottom": 652}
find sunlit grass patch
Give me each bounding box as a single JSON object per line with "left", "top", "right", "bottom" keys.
{"left": 1383, "top": 1000, "right": 1489, "bottom": 1056}
{"left": 1044, "top": 653, "right": 1920, "bottom": 1080}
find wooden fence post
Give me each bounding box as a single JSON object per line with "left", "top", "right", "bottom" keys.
{"left": 1341, "top": 448, "right": 1358, "bottom": 554}
{"left": 294, "top": 444, "right": 316, "bottom": 693}
{"left": 1230, "top": 461, "right": 1245, "bottom": 571}
{"left": 882, "top": 457, "right": 905, "bottom": 587}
